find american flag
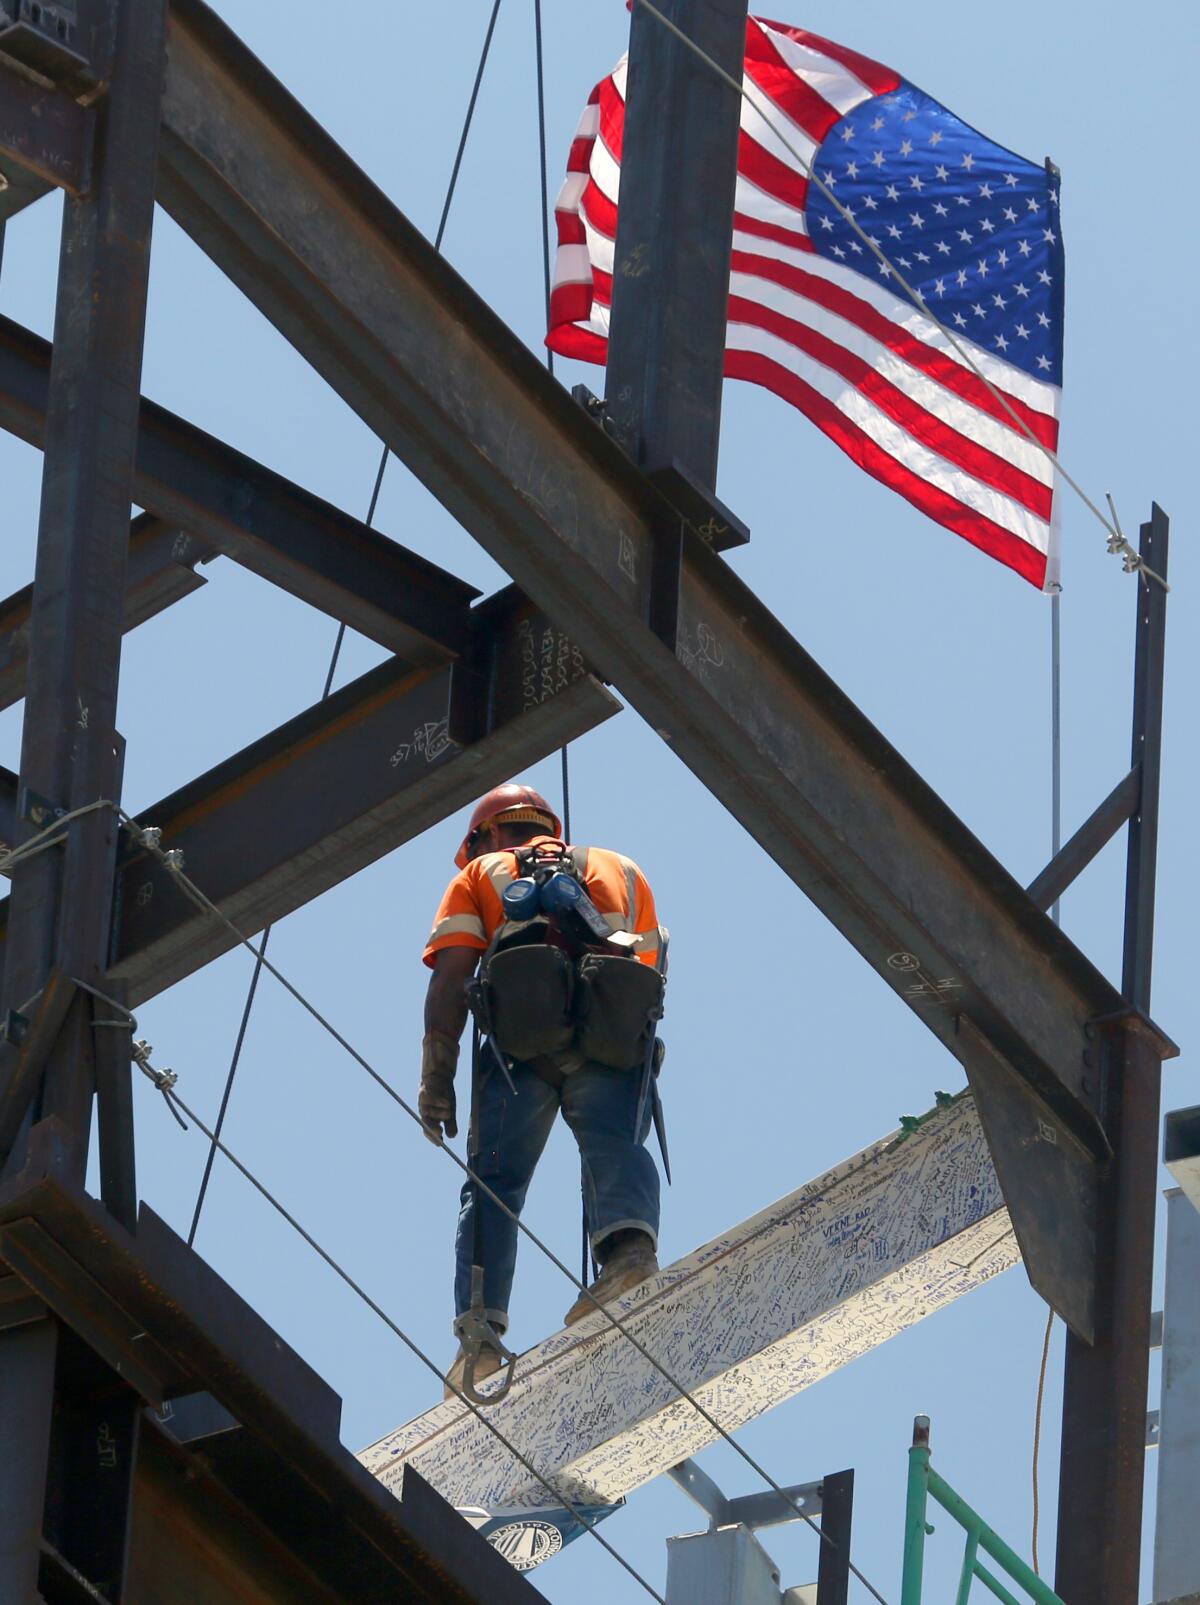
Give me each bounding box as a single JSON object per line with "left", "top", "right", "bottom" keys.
{"left": 547, "top": 16, "right": 1066, "bottom": 590}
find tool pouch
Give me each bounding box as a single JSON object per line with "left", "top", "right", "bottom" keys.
{"left": 480, "top": 944, "right": 575, "bottom": 1061}
{"left": 574, "top": 953, "right": 665, "bottom": 1071}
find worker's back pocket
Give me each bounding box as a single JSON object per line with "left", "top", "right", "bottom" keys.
{"left": 483, "top": 945, "right": 575, "bottom": 1061}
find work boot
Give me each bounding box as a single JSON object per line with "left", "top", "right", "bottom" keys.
{"left": 444, "top": 1337, "right": 504, "bottom": 1400}
{"left": 564, "top": 1230, "right": 658, "bottom": 1326}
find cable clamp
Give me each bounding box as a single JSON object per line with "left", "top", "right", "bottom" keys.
{"left": 133, "top": 1038, "right": 176, "bottom": 1091}
{"left": 1105, "top": 494, "right": 1170, "bottom": 591}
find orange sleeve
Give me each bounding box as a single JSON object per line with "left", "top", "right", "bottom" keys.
{"left": 423, "top": 866, "right": 488, "bottom": 968}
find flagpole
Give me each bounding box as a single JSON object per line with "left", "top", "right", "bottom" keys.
{"left": 1050, "top": 588, "right": 1062, "bottom": 926}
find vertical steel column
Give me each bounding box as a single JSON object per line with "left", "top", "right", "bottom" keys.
{"left": 1153, "top": 1187, "right": 1200, "bottom": 1601}
{"left": 0, "top": 0, "right": 166, "bottom": 1189}
{"left": 604, "top": 0, "right": 747, "bottom": 489}
{"left": 1121, "top": 506, "right": 1169, "bottom": 1015}
{"left": 0, "top": 4, "right": 165, "bottom": 1596}
{"left": 0, "top": 1316, "right": 58, "bottom": 1599}
{"left": 1055, "top": 509, "right": 1170, "bottom": 1605}
{"left": 816, "top": 1469, "right": 854, "bottom": 1605}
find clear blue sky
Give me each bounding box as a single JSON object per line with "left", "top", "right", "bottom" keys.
{"left": 1, "top": 2, "right": 1195, "bottom": 1599}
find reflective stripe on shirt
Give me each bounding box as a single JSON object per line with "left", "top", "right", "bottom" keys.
{"left": 428, "top": 911, "right": 487, "bottom": 944}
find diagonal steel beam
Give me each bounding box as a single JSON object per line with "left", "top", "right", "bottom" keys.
{"left": 150, "top": 0, "right": 1144, "bottom": 1174}
{"left": 0, "top": 595, "right": 614, "bottom": 1007}
{"left": 361, "top": 1095, "right": 1016, "bottom": 1530}
{"left": 0, "top": 315, "right": 478, "bottom": 662}
{"left": 1025, "top": 766, "right": 1140, "bottom": 914}
{"left": 0, "top": 512, "right": 215, "bottom": 713}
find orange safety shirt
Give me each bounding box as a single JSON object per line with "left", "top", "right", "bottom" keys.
{"left": 423, "top": 835, "right": 662, "bottom": 969}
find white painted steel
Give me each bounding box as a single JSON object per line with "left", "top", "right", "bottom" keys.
{"left": 1153, "top": 1187, "right": 1200, "bottom": 1603}
{"left": 666, "top": 1525, "right": 782, "bottom": 1605}
{"left": 360, "top": 1095, "right": 1017, "bottom": 1515}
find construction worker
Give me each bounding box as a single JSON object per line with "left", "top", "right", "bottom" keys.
{"left": 420, "top": 782, "right": 665, "bottom": 1395}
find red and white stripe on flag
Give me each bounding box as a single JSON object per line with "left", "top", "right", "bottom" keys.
{"left": 547, "top": 16, "right": 1064, "bottom": 590}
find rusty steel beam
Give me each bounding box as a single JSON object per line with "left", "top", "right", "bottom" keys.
{"left": 67, "top": 595, "right": 610, "bottom": 1005}
{"left": 104, "top": 608, "right": 616, "bottom": 1006}
{"left": 0, "top": 1119, "right": 551, "bottom": 1605}
{"left": 0, "top": 161, "right": 49, "bottom": 222}
{"left": 0, "top": 511, "right": 214, "bottom": 713}
{"left": 0, "top": 58, "right": 93, "bottom": 194}
{"left": 151, "top": 0, "right": 1136, "bottom": 1187}
{"left": 0, "top": 600, "right": 613, "bottom": 1008}
{"left": 0, "top": 314, "right": 478, "bottom": 662}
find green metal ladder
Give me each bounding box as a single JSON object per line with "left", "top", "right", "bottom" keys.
{"left": 902, "top": 1417, "right": 1066, "bottom": 1605}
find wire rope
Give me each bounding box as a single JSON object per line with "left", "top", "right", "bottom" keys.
{"left": 0, "top": 798, "right": 116, "bottom": 876}
{"left": 125, "top": 1042, "right": 665, "bottom": 1603}
{"left": 186, "top": 0, "right": 507, "bottom": 1246}
{"left": 119, "top": 810, "right": 893, "bottom": 1605}
{"left": 629, "top": 0, "right": 1151, "bottom": 577}
{"left": 533, "top": 0, "right": 555, "bottom": 382}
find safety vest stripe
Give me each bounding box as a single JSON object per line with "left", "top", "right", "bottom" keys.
{"left": 480, "top": 851, "right": 518, "bottom": 901}
{"left": 430, "top": 912, "right": 487, "bottom": 942}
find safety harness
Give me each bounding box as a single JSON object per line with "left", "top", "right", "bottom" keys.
{"left": 466, "top": 843, "right": 666, "bottom": 1075}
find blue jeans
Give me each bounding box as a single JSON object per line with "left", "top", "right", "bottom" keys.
{"left": 454, "top": 1055, "right": 660, "bottom": 1331}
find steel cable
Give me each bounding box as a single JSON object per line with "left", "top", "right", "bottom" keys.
{"left": 186, "top": 0, "right": 506, "bottom": 1247}
{"left": 120, "top": 810, "right": 893, "bottom": 1605}
{"left": 123, "top": 1039, "right": 665, "bottom": 1603}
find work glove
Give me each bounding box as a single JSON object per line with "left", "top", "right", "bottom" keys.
{"left": 419, "top": 1030, "right": 459, "bottom": 1144}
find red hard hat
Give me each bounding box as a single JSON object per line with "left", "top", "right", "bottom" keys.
{"left": 454, "top": 783, "right": 562, "bottom": 869}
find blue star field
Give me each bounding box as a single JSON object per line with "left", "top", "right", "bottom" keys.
{"left": 805, "top": 82, "right": 1065, "bottom": 387}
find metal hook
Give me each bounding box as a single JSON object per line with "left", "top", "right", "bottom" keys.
{"left": 452, "top": 1269, "right": 517, "bottom": 1405}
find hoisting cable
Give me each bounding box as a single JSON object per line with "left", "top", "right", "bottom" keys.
{"left": 120, "top": 811, "right": 893, "bottom": 1605}
{"left": 532, "top": 0, "right": 592, "bottom": 1288}
{"left": 533, "top": 0, "right": 555, "bottom": 384}
{"left": 629, "top": 0, "right": 1165, "bottom": 586}
{"left": 114, "top": 1027, "right": 666, "bottom": 1604}
{"left": 186, "top": 0, "right": 507, "bottom": 1249}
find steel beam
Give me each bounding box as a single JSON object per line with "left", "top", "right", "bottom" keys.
{"left": 0, "top": 512, "right": 214, "bottom": 713}
{"left": 0, "top": 315, "right": 478, "bottom": 661}
{"left": 362, "top": 1095, "right": 1017, "bottom": 1532}
{"left": 2, "top": 0, "right": 166, "bottom": 1187}
{"left": 101, "top": 600, "right": 612, "bottom": 1001}
{"left": 0, "top": 1313, "right": 57, "bottom": 1598}
{"left": 1025, "top": 766, "right": 1139, "bottom": 914}
{"left": 0, "top": 599, "right": 615, "bottom": 1006}
{"left": 1122, "top": 506, "right": 1169, "bottom": 1015}
{"left": 96, "top": 595, "right": 613, "bottom": 1005}
{"left": 605, "top": 0, "right": 746, "bottom": 488}
{"left": 0, "top": 57, "right": 93, "bottom": 194}
{"left": 0, "top": 1120, "right": 551, "bottom": 1605}
{"left": 0, "top": 160, "right": 50, "bottom": 222}
{"left": 0, "top": 9, "right": 166, "bottom": 1588}
{"left": 154, "top": 0, "right": 1135, "bottom": 1185}
{"left": 1056, "top": 510, "right": 1171, "bottom": 1605}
